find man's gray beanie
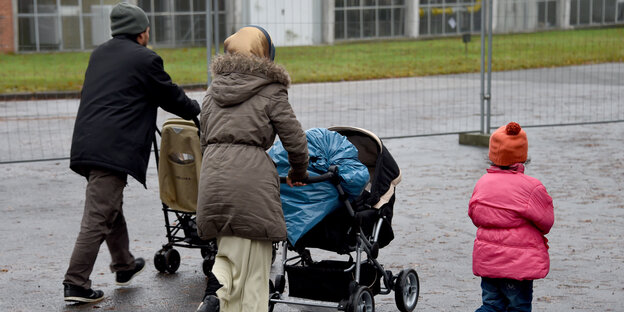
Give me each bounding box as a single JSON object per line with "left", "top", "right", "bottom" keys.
{"left": 110, "top": 3, "right": 149, "bottom": 36}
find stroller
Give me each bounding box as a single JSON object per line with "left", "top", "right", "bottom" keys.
{"left": 269, "top": 126, "right": 419, "bottom": 312}
{"left": 151, "top": 118, "right": 217, "bottom": 276}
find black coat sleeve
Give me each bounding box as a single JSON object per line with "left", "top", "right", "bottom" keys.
{"left": 147, "top": 55, "right": 200, "bottom": 120}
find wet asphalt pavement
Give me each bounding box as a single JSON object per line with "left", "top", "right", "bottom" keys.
{"left": 1, "top": 62, "right": 623, "bottom": 311}
{"left": 1, "top": 121, "right": 623, "bottom": 311}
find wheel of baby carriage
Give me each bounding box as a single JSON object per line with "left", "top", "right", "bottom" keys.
{"left": 154, "top": 250, "right": 168, "bottom": 273}
{"left": 394, "top": 268, "right": 419, "bottom": 312}
{"left": 347, "top": 286, "right": 375, "bottom": 312}
{"left": 155, "top": 248, "right": 180, "bottom": 274}
{"left": 165, "top": 249, "right": 181, "bottom": 273}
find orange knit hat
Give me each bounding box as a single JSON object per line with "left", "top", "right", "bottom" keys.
{"left": 489, "top": 122, "right": 528, "bottom": 166}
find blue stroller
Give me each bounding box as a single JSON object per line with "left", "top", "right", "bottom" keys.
{"left": 268, "top": 127, "right": 419, "bottom": 312}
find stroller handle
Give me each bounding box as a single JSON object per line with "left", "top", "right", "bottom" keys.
{"left": 279, "top": 165, "right": 339, "bottom": 184}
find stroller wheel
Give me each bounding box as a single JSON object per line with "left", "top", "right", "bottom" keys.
{"left": 347, "top": 286, "right": 375, "bottom": 312}
{"left": 394, "top": 268, "right": 419, "bottom": 312}
{"left": 164, "top": 248, "right": 181, "bottom": 274}
{"left": 154, "top": 249, "right": 167, "bottom": 273}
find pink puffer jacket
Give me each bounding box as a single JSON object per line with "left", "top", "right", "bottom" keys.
{"left": 469, "top": 164, "right": 554, "bottom": 280}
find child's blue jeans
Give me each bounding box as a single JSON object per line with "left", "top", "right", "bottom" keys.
{"left": 476, "top": 277, "right": 533, "bottom": 312}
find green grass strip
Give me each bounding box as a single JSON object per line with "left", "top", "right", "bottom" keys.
{"left": 0, "top": 27, "right": 622, "bottom": 94}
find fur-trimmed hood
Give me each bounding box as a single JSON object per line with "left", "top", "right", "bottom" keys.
{"left": 209, "top": 53, "right": 290, "bottom": 107}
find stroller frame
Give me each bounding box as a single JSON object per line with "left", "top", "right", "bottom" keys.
{"left": 151, "top": 118, "right": 217, "bottom": 276}
{"left": 269, "top": 127, "right": 419, "bottom": 312}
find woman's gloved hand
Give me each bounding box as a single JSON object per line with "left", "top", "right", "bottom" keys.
{"left": 287, "top": 169, "right": 308, "bottom": 187}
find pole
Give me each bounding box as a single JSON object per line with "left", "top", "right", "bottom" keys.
{"left": 479, "top": 0, "right": 485, "bottom": 134}
{"left": 206, "top": 0, "right": 212, "bottom": 86}
{"left": 486, "top": 0, "right": 493, "bottom": 134}
{"left": 34, "top": 0, "right": 40, "bottom": 52}
{"left": 213, "top": 0, "right": 219, "bottom": 55}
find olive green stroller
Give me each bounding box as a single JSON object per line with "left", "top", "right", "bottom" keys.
{"left": 152, "top": 118, "right": 216, "bottom": 276}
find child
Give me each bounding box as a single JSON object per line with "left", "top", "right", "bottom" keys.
{"left": 468, "top": 122, "right": 554, "bottom": 312}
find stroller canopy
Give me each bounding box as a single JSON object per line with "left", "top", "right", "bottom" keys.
{"left": 328, "top": 126, "right": 402, "bottom": 210}
{"left": 268, "top": 128, "right": 370, "bottom": 245}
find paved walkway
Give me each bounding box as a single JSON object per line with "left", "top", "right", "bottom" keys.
{"left": 0, "top": 121, "right": 622, "bottom": 311}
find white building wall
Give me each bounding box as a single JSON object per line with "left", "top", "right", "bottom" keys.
{"left": 405, "top": 0, "right": 420, "bottom": 38}
{"left": 492, "top": 0, "right": 539, "bottom": 33}
{"left": 558, "top": 0, "right": 572, "bottom": 29}
{"left": 243, "top": 0, "right": 322, "bottom": 46}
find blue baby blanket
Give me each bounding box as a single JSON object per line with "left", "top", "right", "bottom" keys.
{"left": 268, "top": 128, "right": 370, "bottom": 244}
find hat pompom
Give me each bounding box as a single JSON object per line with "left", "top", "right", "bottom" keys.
{"left": 505, "top": 122, "right": 522, "bottom": 135}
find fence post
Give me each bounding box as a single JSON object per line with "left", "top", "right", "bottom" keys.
{"left": 213, "top": 0, "right": 219, "bottom": 55}
{"left": 480, "top": 0, "right": 493, "bottom": 134}
{"left": 459, "top": 0, "right": 491, "bottom": 146}
{"left": 486, "top": 0, "right": 493, "bottom": 134}
{"left": 206, "top": 0, "right": 212, "bottom": 86}
{"left": 480, "top": 0, "right": 486, "bottom": 134}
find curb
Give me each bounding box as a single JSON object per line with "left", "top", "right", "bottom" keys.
{"left": 458, "top": 132, "right": 490, "bottom": 147}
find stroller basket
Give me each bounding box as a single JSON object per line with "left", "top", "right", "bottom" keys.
{"left": 285, "top": 260, "right": 381, "bottom": 302}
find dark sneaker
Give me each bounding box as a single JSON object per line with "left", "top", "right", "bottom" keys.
{"left": 115, "top": 257, "right": 145, "bottom": 286}
{"left": 196, "top": 295, "right": 220, "bottom": 312}
{"left": 64, "top": 284, "right": 104, "bottom": 303}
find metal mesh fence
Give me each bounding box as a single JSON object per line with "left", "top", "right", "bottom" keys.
{"left": 486, "top": 4, "right": 624, "bottom": 129}
{"left": 1, "top": 0, "right": 623, "bottom": 163}
{"left": 0, "top": 95, "right": 78, "bottom": 162}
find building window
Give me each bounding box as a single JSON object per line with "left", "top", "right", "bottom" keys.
{"left": 570, "top": 0, "right": 622, "bottom": 25}
{"left": 419, "top": 0, "right": 482, "bottom": 36}
{"left": 537, "top": 0, "right": 557, "bottom": 28}
{"left": 16, "top": 0, "right": 225, "bottom": 52}
{"left": 335, "top": 0, "right": 406, "bottom": 40}
{"left": 137, "top": 0, "right": 226, "bottom": 48}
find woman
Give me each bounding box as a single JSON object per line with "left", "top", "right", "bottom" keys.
{"left": 195, "top": 26, "right": 309, "bottom": 312}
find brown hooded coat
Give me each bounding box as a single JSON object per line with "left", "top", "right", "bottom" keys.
{"left": 196, "top": 35, "right": 308, "bottom": 242}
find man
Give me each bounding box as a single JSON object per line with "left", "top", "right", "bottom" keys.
{"left": 63, "top": 2, "right": 200, "bottom": 303}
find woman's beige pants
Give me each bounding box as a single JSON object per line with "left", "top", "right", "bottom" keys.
{"left": 213, "top": 236, "right": 272, "bottom": 312}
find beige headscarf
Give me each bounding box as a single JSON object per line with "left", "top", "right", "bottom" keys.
{"left": 224, "top": 26, "right": 273, "bottom": 60}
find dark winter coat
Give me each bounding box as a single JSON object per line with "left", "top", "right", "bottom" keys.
{"left": 70, "top": 35, "right": 200, "bottom": 186}
{"left": 196, "top": 53, "right": 308, "bottom": 242}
